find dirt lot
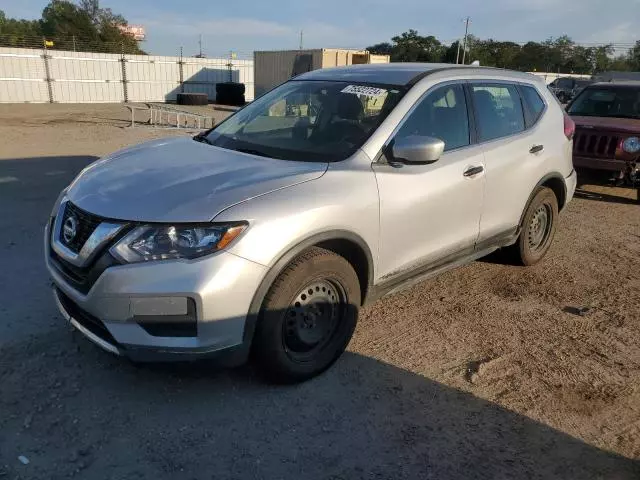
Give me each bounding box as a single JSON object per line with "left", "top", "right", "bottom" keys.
{"left": 0, "top": 104, "right": 639, "bottom": 479}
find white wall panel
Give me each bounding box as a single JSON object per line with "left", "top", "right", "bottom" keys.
{"left": 0, "top": 47, "right": 254, "bottom": 103}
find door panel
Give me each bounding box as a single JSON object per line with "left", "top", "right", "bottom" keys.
{"left": 470, "top": 82, "right": 555, "bottom": 242}
{"left": 373, "top": 148, "right": 485, "bottom": 281}
{"left": 372, "top": 82, "right": 484, "bottom": 282}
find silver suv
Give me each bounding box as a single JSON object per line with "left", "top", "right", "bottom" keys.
{"left": 46, "top": 64, "right": 577, "bottom": 382}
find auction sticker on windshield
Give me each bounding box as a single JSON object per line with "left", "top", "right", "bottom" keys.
{"left": 341, "top": 85, "right": 387, "bottom": 97}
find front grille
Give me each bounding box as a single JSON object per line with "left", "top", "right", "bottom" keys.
{"left": 49, "top": 215, "right": 122, "bottom": 295}
{"left": 60, "top": 202, "right": 103, "bottom": 253}
{"left": 574, "top": 131, "right": 619, "bottom": 159}
{"left": 56, "top": 288, "right": 118, "bottom": 346}
{"left": 49, "top": 247, "right": 121, "bottom": 295}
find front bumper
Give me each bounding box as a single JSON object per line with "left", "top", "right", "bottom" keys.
{"left": 573, "top": 155, "right": 627, "bottom": 172}
{"left": 565, "top": 169, "right": 577, "bottom": 208}
{"left": 45, "top": 222, "right": 267, "bottom": 362}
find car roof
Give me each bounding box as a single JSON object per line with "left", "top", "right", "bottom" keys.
{"left": 589, "top": 81, "right": 640, "bottom": 88}
{"left": 294, "top": 62, "right": 542, "bottom": 86}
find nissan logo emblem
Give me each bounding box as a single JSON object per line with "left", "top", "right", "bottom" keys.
{"left": 63, "top": 216, "right": 78, "bottom": 244}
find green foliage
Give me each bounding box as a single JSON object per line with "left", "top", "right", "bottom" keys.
{"left": 628, "top": 41, "right": 640, "bottom": 71}
{"left": 0, "top": 1, "right": 144, "bottom": 54}
{"left": 0, "top": 9, "right": 41, "bottom": 46}
{"left": 367, "top": 42, "right": 393, "bottom": 56}
{"left": 367, "top": 31, "right": 638, "bottom": 74}
{"left": 389, "top": 29, "right": 444, "bottom": 62}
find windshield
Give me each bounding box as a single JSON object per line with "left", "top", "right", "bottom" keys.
{"left": 205, "top": 80, "right": 405, "bottom": 162}
{"left": 556, "top": 78, "right": 574, "bottom": 89}
{"left": 568, "top": 86, "right": 640, "bottom": 119}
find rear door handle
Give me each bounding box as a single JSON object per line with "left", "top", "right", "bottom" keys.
{"left": 530, "top": 144, "right": 544, "bottom": 154}
{"left": 463, "top": 165, "right": 484, "bottom": 177}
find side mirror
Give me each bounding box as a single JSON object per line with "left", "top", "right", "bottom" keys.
{"left": 391, "top": 135, "right": 445, "bottom": 164}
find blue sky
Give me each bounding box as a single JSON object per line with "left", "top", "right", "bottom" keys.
{"left": 1, "top": 0, "right": 638, "bottom": 57}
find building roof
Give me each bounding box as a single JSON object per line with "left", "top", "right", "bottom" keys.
{"left": 295, "top": 63, "right": 539, "bottom": 86}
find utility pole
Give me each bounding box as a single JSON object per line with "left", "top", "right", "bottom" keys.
{"left": 179, "top": 46, "right": 184, "bottom": 93}
{"left": 198, "top": 34, "right": 203, "bottom": 58}
{"left": 455, "top": 41, "right": 461, "bottom": 64}
{"left": 299, "top": 30, "right": 303, "bottom": 50}
{"left": 461, "top": 17, "right": 471, "bottom": 65}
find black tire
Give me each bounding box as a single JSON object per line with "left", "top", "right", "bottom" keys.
{"left": 253, "top": 247, "right": 361, "bottom": 383}
{"left": 176, "top": 93, "right": 208, "bottom": 105}
{"left": 511, "top": 187, "right": 559, "bottom": 266}
{"left": 216, "top": 82, "right": 246, "bottom": 96}
{"left": 216, "top": 83, "right": 246, "bottom": 106}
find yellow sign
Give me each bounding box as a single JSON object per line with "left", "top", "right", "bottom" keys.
{"left": 44, "top": 40, "right": 54, "bottom": 47}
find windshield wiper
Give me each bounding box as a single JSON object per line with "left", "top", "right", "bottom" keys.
{"left": 193, "top": 130, "right": 215, "bottom": 145}
{"left": 235, "top": 147, "right": 272, "bottom": 158}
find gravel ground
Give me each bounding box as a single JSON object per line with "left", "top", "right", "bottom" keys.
{"left": 0, "top": 104, "right": 639, "bottom": 479}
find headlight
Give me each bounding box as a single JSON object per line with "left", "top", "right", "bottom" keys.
{"left": 623, "top": 137, "right": 640, "bottom": 154}
{"left": 110, "top": 223, "right": 247, "bottom": 263}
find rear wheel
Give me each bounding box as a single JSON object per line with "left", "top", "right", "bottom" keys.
{"left": 253, "top": 247, "right": 360, "bottom": 383}
{"left": 512, "top": 187, "right": 559, "bottom": 266}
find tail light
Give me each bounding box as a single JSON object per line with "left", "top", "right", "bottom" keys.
{"left": 563, "top": 113, "right": 576, "bottom": 140}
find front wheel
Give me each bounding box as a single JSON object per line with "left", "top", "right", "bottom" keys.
{"left": 253, "top": 247, "right": 361, "bottom": 383}
{"left": 512, "top": 186, "right": 559, "bottom": 266}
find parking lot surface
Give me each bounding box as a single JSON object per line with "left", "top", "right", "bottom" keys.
{"left": 1, "top": 104, "right": 639, "bottom": 479}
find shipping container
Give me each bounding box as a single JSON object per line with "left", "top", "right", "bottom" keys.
{"left": 254, "top": 49, "right": 390, "bottom": 97}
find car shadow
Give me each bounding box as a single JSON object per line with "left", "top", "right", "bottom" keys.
{"left": 0, "top": 155, "right": 638, "bottom": 479}
{"left": 1, "top": 320, "right": 638, "bottom": 479}
{"left": 0, "top": 155, "right": 99, "bottom": 344}
{"left": 574, "top": 188, "right": 638, "bottom": 205}
{"left": 575, "top": 170, "right": 638, "bottom": 205}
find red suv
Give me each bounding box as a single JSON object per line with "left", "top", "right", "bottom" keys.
{"left": 567, "top": 82, "right": 640, "bottom": 197}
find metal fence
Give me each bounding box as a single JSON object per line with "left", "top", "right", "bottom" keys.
{"left": 0, "top": 46, "right": 255, "bottom": 103}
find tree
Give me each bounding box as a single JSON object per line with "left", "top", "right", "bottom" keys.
{"left": 0, "top": 9, "right": 42, "bottom": 46}
{"left": 367, "top": 31, "right": 638, "bottom": 73}
{"left": 366, "top": 42, "right": 393, "bottom": 56}
{"left": 77, "top": 0, "right": 144, "bottom": 54}
{"left": 593, "top": 45, "right": 614, "bottom": 73}
{"left": 441, "top": 40, "right": 461, "bottom": 64}
{"left": 627, "top": 40, "right": 640, "bottom": 71}
{"left": 390, "top": 29, "right": 443, "bottom": 62}
{"left": 514, "top": 42, "right": 547, "bottom": 71}
{"left": 79, "top": 0, "right": 100, "bottom": 25}
{"left": 0, "top": 1, "right": 144, "bottom": 54}
{"left": 41, "top": 1, "right": 95, "bottom": 40}
{"left": 462, "top": 37, "right": 520, "bottom": 67}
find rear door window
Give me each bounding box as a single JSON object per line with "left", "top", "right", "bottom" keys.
{"left": 471, "top": 84, "right": 525, "bottom": 142}
{"left": 520, "top": 85, "right": 546, "bottom": 127}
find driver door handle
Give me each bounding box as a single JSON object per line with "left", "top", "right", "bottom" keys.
{"left": 463, "top": 165, "right": 484, "bottom": 177}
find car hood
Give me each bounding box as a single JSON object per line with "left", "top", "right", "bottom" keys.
{"left": 66, "top": 137, "right": 328, "bottom": 222}
{"left": 572, "top": 115, "right": 640, "bottom": 134}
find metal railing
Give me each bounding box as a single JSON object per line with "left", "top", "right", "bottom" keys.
{"left": 125, "top": 103, "right": 216, "bottom": 129}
